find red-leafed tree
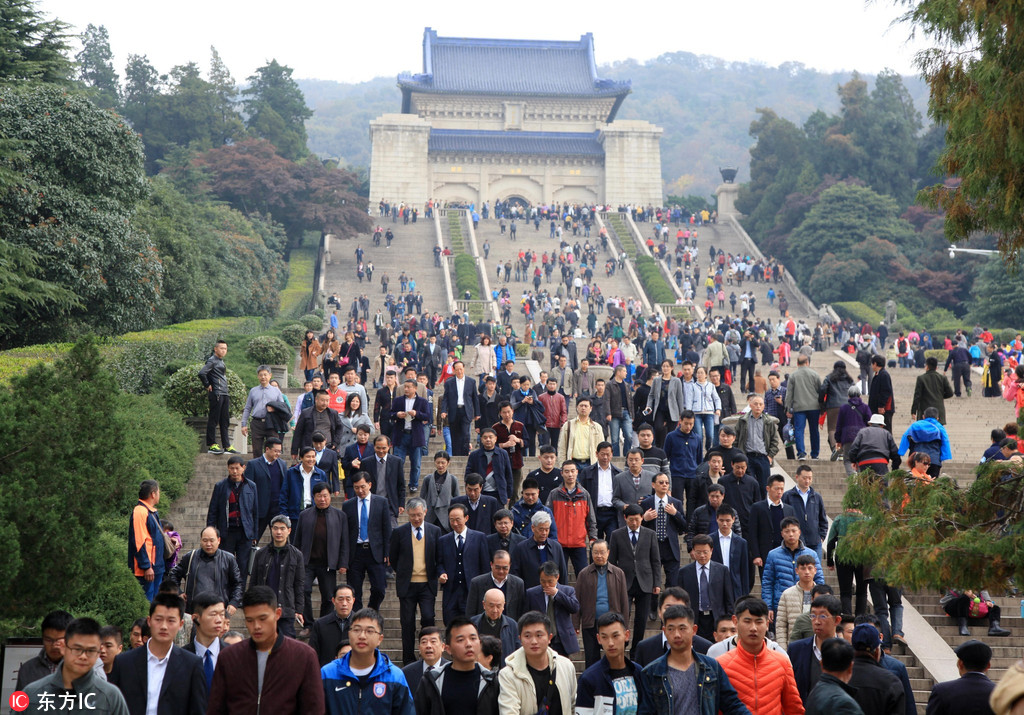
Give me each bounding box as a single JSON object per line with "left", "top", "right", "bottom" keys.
{"left": 189, "top": 138, "right": 369, "bottom": 243}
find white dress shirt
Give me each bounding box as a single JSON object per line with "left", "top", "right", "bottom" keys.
{"left": 300, "top": 466, "right": 315, "bottom": 508}
{"left": 718, "top": 531, "right": 732, "bottom": 570}
{"left": 456, "top": 377, "right": 466, "bottom": 406}
{"left": 193, "top": 637, "right": 220, "bottom": 671}
{"left": 597, "top": 467, "right": 613, "bottom": 507}
{"left": 145, "top": 643, "right": 171, "bottom": 715}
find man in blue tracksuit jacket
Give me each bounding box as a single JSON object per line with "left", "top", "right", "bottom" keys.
{"left": 321, "top": 609, "right": 414, "bottom": 715}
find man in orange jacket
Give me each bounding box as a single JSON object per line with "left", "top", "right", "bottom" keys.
{"left": 718, "top": 596, "right": 804, "bottom": 715}
{"left": 547, "top": 461, "right": 596, "bottom": 580}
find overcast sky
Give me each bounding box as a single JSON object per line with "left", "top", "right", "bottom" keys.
{"left": 38, "top": 0, "right": 927, "bottom": 85}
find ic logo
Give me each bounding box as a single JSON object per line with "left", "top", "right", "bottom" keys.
{"left": 9, "top": 691, "right": 29, "bottom": 712}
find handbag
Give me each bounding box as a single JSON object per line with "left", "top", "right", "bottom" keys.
{"left": 163, "top": 533, "right": 177, "bottom": 561}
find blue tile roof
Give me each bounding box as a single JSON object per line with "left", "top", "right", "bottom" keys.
{"left": 428, "top": 129, "right": 604, "bottom": 157}
{"left": 399, "top": 28, "right": 631, "bottom": 100}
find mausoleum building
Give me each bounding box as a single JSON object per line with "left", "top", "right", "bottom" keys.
{"left": 369, "top": 28, "right": 663, "bottom": 208}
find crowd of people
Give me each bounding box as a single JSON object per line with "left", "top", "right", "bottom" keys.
{"left": 16, "top": 202, "right": 1024, "bottom": 714}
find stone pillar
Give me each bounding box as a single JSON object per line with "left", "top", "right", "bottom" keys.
{"left": 369, "top": 114, "right": 431, "bottom": 209}
{"left": 715, "top": 183, "right": 740, "bottom": 219}
{"left": 600, "top": 120, "right": 664, "bottom": 206}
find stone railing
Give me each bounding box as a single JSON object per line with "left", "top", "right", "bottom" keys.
{"left": 433, "top": 210, "right": 457, "bottom": 315}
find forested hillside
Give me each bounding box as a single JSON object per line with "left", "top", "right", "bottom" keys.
{"left": 299, "top": 53, "right": 929, "bottom": 199}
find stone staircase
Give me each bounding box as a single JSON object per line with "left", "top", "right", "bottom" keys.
{"left": 326, "top": 216, "right": 452, "bottom": 330}
{"left": 472, "top": 213, "right": 637, "bottom": 338}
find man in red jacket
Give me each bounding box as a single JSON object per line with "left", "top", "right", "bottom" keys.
{"left": 538, "top": 377, "right": 568, "bottom": 447}
{"left": 718, "top": 596, "right": 804, "bottom": 715}
{"left": 547, "top": 461, "right": 597, "bottom": 579}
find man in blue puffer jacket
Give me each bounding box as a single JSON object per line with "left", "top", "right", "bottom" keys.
{"left": 761, "top": 516, "right": 824, "bottom": 622}
{"left": 321, "top": 608, "right": 414, "bottom": 715}
{"left": 898, "top": 406, "right": 952, "bottom": 478}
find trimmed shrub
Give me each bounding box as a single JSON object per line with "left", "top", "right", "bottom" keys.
{"left": 454, "top": 254, "right": 481, "bottom": 300}
{"left": 833, "top": 302, "right": 884, "bottom": 326}
{"left": 634, "top": 256, "right": 677, "bottom": 304}
{"left": 514, "top": 342, "right": 530, "bottom": 357}
{"left": 246, "top": 336, "right": 293, "bottom": 365}
{"left": 300, "top": 313, "right": 323, "bottom": 331}
{"left": 162, "top": 363, "right": 248, "bottom": 418}
{"left": 924, "top": 349, "right": 949, "bottom": 363}
{"left": 1001, "top": 328, "right": 1019, "bottom": 344}
{"left": 281, "top": 323, "right": 307, "bottom": 346}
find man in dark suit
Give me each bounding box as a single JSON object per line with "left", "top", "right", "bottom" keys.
{"left": 452, "top": 472, "right": 501, "bottom": 534}
{"left": 109, "top": 593, "right": 207, "bottom": 715}
{"left": 363, "top": 434, "right": 406, "bottom": 525}
{"left": 580, "top": 443, "right": 622, "bottom": 538}
{"left": 496, "top": 360, "right": 517, "bottom": 400}
{"left": 466, "top": 429, "right": 513, "bottom": 506}
{"left": 438, "top": 503, "right": 491, "bottom": 623}
{"left": 640, "top": 472, "right": 687, "bottom": 595}
{"left": 242, "top": 437, "right": 288, "bottom": 541}
{"left": 485, "top": 508, "right": 525, "bottom": 559}
{"left": 524, "top": 561, "right": 580, "bottom": 656}
{"left": 748, "top": 474, "right": 796, "bottom": 580}
{"left": 711, "top": 506, "right": 750, "bottom": 597}
{"left": 374, "top": 370, "right": 399, "bottom": 437}
{"left": 278, "top": 447, "right": 327, "bottom": 525}
{"left": 312, "top": 433, "right": 343, "bottom": 496}
{"left": 633, "top": 587, "right": 714, "bottom": 666}
{"left": 206, "top": 455, "right": 259, "bottom": 578}
{"left": 294, "top": 483, "right": 350, "bottom": 631}
{"left": 465, "top": 549, "right": 526, "bottom": 620}
{"left": 390, "top": 378, "right": 431, "bottom": 493}
{"left": 419, "top": 335, "right": 444, "bottom": 387}
{"left": 308, "top": 584, "right": 355, "bottom": 667}
{"left": 510, "top": 511, "right": 568, "bottom": 590}
{"left": 400, "top": 627, "right": 448, "bottom": 698}
{"left": 788, "top": 594, "right": 843, "bottom": 702}
{"left": 340, "top": 425, "right": 373, "bottom": 499}
{"left": 341, "top": 472, "right": 392, "bottom": 612}
{"left": 869, "top": 354, "right": 895, "bottom": 431}
{"left": 926, "top": 639, "right": 996, "bottom": 715}
{"left": 439, "top": 360, "right": 479, "bottom": 456}
{"left": 676, "top": 534, "right": 734, "bottom": 638}
{"left": 608, "top": 504, "right": 662, "bottom": 660}
{"left": 388, "top": 497, "right": 442, "bottom": 666}
{"left": 782, "top": 465, "right": 829, "bottom": 560}
{"left": 181, "top": 591, "right": 226, "bottom": 694}
{"left": 612, "top": 449, "right": 654, "bottom": 528}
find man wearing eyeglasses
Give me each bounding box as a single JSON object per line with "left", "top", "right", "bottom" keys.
{"left": 788, "top": 594, "right": 843, "bottom": 702}
{"left": 322, "top": 608, "right": 415, "bottom": 715}
{"left": 22, "top": 617, "right": 130, "bottom": 715}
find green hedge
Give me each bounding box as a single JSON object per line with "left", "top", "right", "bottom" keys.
{"left": 924, "top": 349, "right": 949, "bottom": 363}
{"left": 833, "top": 302, "right": 885, "bottom": 326}
{"left": 106, "top": 318, "right": 266, "bottom": 395}
{"left": 454, "top": 254, "right": 481, "bottom": 300}
{"left": 278, "top": 245, "right": 317, "bottom": 319}
{"left": 634, "top": 255, "right": 677, "bottom": 304}
{"left": 162, "top": 363, "right": 249, "bottom": 418}
{"left": 246, "top": 336, "right": 293, "bottom": 365}
{"left": 515, "top": 342, "right": 530, "bottom": 357}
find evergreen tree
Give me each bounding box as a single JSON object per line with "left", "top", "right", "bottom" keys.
{"left": 0, "top": 0, "right": 72, "bottom": 84}
{"left": 208, "top": 46, "right": 245, "bottom": 147}
{"left": 75, "top": 23, "right": 119, "bottom": 108}
{"left": 242, "top": 59, "right": 312, "bottom": 160}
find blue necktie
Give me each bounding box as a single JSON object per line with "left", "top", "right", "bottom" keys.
{"left": 203, "top": 650, "right": 214, "bottom": 691}
{"left": 416, "top": 527, "right": 422, "bottom": 541}
{"left": 360, "top": 499, "right": 369, "bottom": 541}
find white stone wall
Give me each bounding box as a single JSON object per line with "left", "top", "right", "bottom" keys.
{"left": 600, "top": 120, "right": 664, "bottom": 206}
{"left": 410, "top": 94, "right": 616, "bottom": 133}
{"left": 368, "top": 114, "right": 431, "bottom": 207}
{"left": 429, "top": 154, "right": 603, "bottom": 206}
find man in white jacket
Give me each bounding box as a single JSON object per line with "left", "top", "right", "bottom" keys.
{"left": 498, "top": 611, "right": 577, "bottom": 714}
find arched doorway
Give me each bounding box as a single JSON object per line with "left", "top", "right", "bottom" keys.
{"left": 504, "top": 195, "right": 530, "bottom": 209}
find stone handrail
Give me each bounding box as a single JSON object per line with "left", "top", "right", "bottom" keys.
{"left": 724, "top": 215, "right": 819, "bottom": 320}
{"left": 456, "top": 210, "right": 501, "bottom": 323}
{"left": 433, "top": 210, "right": 457, "bottom": 315}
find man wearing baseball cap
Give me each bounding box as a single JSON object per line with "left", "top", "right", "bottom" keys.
{"left": 846, "top": 624, "right": 905, "bottom": 715}
{"left": 926, "top": 640, "right": 995, "bottom": 715}
{"left": 846, "top": 414, "right": 901, "bottom": 475}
